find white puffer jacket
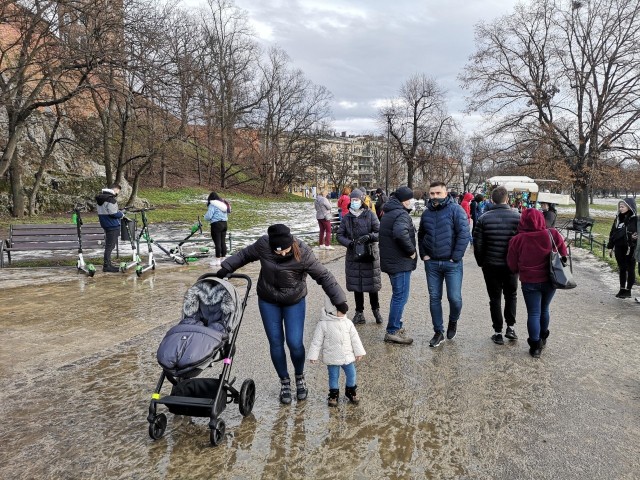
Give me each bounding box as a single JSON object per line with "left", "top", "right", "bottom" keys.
{"left": 307, "top": 309, "right": 366, "bottom": 365}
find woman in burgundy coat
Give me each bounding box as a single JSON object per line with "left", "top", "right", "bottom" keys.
{"left": 507, "top": 208, "right": 568, "bottom": 358}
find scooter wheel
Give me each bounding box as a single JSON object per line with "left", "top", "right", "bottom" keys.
{"left": 209, "top": 419, "right": 225, "bottom": 446}
{"left": 239, "top": 379, "right": 256, "bottom": 417}
{"left": 89, "top": 270, "right": 95, "bottom": 278}
{"left": 136, "top": 269, "right": 142, "bottom": 277}
{"left": 148, "top": 413, "right": 167, "bottom": 440}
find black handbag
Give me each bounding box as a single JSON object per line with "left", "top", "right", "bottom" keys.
{"left": 350, "top": 216, "right": 374, "bottom": 263}
{"left": 353, "top": 242, "right": 374, "bottom": 262}
{"left": 548, "top": 230, "right": 576, "bottom": 289}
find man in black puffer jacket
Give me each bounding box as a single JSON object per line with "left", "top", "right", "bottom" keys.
{"left": 473, "top": 186, "right": 521, "bottom": 344}
{"left": 379, "top": 186, "right": 417, "bottom": 345}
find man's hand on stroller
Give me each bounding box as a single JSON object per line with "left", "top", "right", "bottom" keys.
{"left": 214, "top": 267, "right": 229, "bottom": 278}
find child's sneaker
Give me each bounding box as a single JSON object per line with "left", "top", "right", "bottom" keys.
{"left": 345, "top": 385, "right": 359, "bottom": 405}
{"left": 327, "top": 388, "right": 339, "bottom": 407}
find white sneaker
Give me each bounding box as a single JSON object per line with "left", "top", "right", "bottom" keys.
{"left": 325, "top": 245, "right": 335, "bottom": 250}
{"left": 317, "top": 245, "right": 326, "bottom": 249}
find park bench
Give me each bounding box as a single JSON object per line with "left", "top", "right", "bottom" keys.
{"left": 559, "top": 217, "right": 595, "bottom": 247}
{"left": 1, "top": 223, "right": 104, "bottom": 268}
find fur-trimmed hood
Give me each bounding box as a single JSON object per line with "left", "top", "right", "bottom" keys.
{"left": 181, "top": 280, "right": 236, "bottom": 331}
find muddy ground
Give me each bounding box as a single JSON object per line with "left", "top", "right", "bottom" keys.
{"left": 0, "top": 246, "right": 638, "bottom": 480}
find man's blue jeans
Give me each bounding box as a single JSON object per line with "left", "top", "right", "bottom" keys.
{"left": 327, "top": 363, "right": 356, "bottom": 389}
{"left": 258, "top": 297, "right": 306, "bottom": 379}
{"left": 386, "top": 270, "right": 412, "bottom": 334}
{"left": 425, "top": 260, "right": 463, "bottom": 333}
{"left": 521, "top": 282, "right": 556, "bottom": 341}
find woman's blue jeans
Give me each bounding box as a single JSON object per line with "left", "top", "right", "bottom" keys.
{"left": 327, "top": 363, "right": 357, "bottom": 389}
{"left": 521, "top": 282, "right": 556, "bottom": 341}
{"left": 258, "top": 297, "right": 306, "bottom": 379}
{"left": 386, "top": 270, "right": 412, "bottom": 334}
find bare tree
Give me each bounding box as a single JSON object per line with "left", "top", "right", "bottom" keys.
{"left": 378, "top": 74, "right": 454, "bottom": 189}
{"left": 460, "top": 0, "right": 640, "bottom": 217}
{"left": 0, "top": 0, "right": 117, "bottom": 216}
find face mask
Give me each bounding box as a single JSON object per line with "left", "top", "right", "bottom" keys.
{"left": 430, "top": 198, "right": 442, "bottom": 206}
{"left": 351, "top": 200, "right": 362, "bottom": 210}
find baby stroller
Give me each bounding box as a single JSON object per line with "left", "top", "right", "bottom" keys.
{"left": 147, "top": 273, "right": 255, "bottom": 446}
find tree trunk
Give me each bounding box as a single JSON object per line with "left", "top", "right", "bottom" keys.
{"left": 574, "top": 181, "right": 590, "bottom": 218}
{"left": 406, "top": 157, "right": 414, "bottom": 189}
{"left": 161, "top": 162, "right": 167, "bottom": 188}
{"left": 9, "top": 154, "right": 25, "bottom": 218}
{"left": 0, "top": 121, "right": 25, "bottom": 178}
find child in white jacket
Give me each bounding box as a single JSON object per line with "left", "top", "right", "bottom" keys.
{"left": 308, "top": 296, "right": 366, "bottom": 406}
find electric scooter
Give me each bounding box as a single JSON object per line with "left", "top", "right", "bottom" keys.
{"left": 126, "top": 208, "right": 158, "bottom": 277}
{"left": 119, "top": 215, "right": 140, "bottom": 273}
{"left": 168, "top": 217, "right": 210, "bottom": 262}
{"left": 70, "top": 205, "right": 96, "bottom": 277}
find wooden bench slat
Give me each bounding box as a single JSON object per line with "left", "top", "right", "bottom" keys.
{"left": 10, "top": 234, "right": 103, "bottom": 242}
{"left": 11, "top": 223, "right": 102, "bottom": 230}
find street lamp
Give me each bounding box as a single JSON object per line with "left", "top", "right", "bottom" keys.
{"left": 385, "top": 113, "right": 392, "bottom": 195}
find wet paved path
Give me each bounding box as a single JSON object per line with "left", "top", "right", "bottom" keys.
{"left": 0, "top": 246, "right": 638, "bottom": 479}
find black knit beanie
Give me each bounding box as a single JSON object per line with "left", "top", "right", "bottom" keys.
{"left": 268, "top": 224, "right": 293, "bottom": 251}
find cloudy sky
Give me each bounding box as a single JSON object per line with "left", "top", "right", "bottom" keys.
{"left": 183, "top": 0, "right": 520, "bottom": 136}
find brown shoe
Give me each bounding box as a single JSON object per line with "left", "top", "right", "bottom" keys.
{"left": 384, "top": 331, "right": 413, "bottom": 345}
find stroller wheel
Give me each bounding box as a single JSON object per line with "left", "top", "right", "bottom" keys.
{"left": 239, "top": 379, "right": 256, "bottom": 417}
{"left": 210, "top": 419, "right": 225, "bottom": 446}
{"left": 148, "top": 413, "right": 167, "bottom": 440}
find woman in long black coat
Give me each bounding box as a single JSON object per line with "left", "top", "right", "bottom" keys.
{"left": 337, "top": 189, "right": 382, "bottom": 324}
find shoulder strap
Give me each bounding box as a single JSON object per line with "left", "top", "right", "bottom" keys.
{"left": 547, "top": 229, "right": 558, "bottom": 252}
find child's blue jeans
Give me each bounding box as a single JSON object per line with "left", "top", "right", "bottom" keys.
{"left": 327, "top": 363, "right": 356, "bottom": 389}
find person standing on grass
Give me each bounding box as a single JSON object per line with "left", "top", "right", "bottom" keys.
{"left": 204, "top": 192, "right": 229, "bottom": 266}
{"left": 95, "top": 184, "right": 124, "bottom": 273}
{"left": 473, "top": 186, "right": 521, "bottom": 345}
{"left": 418, "top": 181, "right": 470, "bottom": 348}
{"left": 607, "top": 198, "right": 637, "bottom": 299}
{"left": 215, "top": 224, "right": 348, "bottom": 404}
{"left": 315, "top": 189, "right": 334, "bottom": 250}
{"left": 337, "top": 189, "right": 383, "bottom": 325}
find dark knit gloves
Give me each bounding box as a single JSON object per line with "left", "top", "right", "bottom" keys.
{"left": 336, "top": 303, "right": 349, "bottom": 314}
{"left": 215, "top": 267, "right": 229, "bottom": 278}
{"left": 356, "top": 234, "right": 371, "bottom": 244}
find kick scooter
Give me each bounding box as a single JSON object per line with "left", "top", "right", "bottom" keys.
{"left": 70, "top": 205, "right": 96, "bottom": 277}
{"left": 168, "top": 217, "right": 210, "bottom": 262}
{"left": 119, "top": 215, "right": 140, "bottom": 272}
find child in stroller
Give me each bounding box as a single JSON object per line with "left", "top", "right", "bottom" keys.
{"left": 147, "top": 273, "right": 254, "bottom": 446}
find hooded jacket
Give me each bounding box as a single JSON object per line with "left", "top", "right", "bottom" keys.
{"left": 418, "top": 195, "right": 470, "bottom": 262}
{"left": 507, "top": 208, "right": 568, "bottom": 283}
{"left": 204, "top": 199, "right": 228, "bottom": 223}
{"left": 95, "top": 188, "right": 123, "bottom": 230}
{"left": 307, "top": 308, "right": 366, "bottom": 365}
{"left": 607, "top": 197, "right": 637, "bottom": 252}
{"left": 221, "top": 236, "right": 346, "bottom": 307}
{"left": 336, "top": 207, "right": 381, "bottom": 292}
{"left": 378, "top": 197, "right": 417, "bottom": 274}
{"left": 460, "top": 193, "right": 474, "bottom": 223}
{"left": 473, "top": 203, "right": 521, "bottom": 267}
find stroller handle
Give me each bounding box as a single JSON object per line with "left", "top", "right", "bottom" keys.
{"left": 197, "top": 273, "right": 252, "bottom": 298}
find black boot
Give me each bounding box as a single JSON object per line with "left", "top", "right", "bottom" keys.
{"left": 615, "top": 288, "right": 625, "bottom": 298}
{"left": 327, "top": 388, "right": 339, "bottom": 407}
{"left": 295, "top": 374, "right": 308, "bottom": 401}
{"left": 527, "top": 338, "right": 542, "bottom": 358}
{"left": 619, "top": 289, "right": 632, "bottom": 299}
{"left": 540, "top": 330, "right": 550, "bottom": 348}
{"left": 103, "top": 263, "right": 119, "bottom": 273}
{"left": 352, "top": 311, "right": 366, "bottom": 325}
{"left": 345, "top": 385, "right": 360, "bottom": 405}
{"left": 279, "top": 377, "right": 292, "bottom": 404}
{"left": 372, "top": 309, "right": 383, "bottom": 324}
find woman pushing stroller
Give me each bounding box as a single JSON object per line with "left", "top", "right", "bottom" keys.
{"left": 214, "top": 224, "right": 348, "bottom": 404}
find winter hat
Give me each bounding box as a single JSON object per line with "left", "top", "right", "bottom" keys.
{"left": 350, "top": 189, "right": 364, "bottom": 200}
{"left": 267, "top": 224, "right": 293, "bottom": 251}
{"left": 375, "top": 188, "right": 383, "bottom": 194}
{"left": 395, "top": 186, "right": 413, "bottom": 202}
